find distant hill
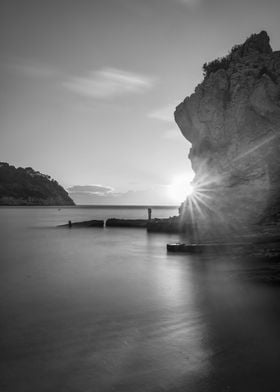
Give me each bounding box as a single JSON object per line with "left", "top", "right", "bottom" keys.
{"left": 0, "top": 162, "right": 75, "bottom": 206}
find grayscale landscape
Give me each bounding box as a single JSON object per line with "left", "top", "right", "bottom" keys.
{"left": 1, "top": 1, "right": 280, "bottom": 391}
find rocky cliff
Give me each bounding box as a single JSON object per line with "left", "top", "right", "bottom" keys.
{"left": 175, "top": 31, "right": 280, "bottom": 241}
{"left": 0, "top": 162, "right": 75, "bottom": 205}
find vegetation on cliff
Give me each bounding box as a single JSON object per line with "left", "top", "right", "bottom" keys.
{"left": 0, "top": 162, "right": 75, "bottom": 205}
{"left": 202, "top": 31, "right": 271, "bottom": 77}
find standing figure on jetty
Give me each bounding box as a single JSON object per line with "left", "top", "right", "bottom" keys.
{"left": 148, "top": 208, "right": 152, "bottom": 220}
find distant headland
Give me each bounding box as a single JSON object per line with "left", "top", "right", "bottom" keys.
{"left": 0, "top": 162, "right": 75, "bottom": 206}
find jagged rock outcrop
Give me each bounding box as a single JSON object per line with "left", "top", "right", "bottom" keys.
{"left": 0, "top": 162, "right": 75, "bottom": 205}
{"left": 175, "top": 31, "right": 280, "bottom": 241}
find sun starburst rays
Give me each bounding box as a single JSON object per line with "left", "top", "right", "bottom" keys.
{"left": 179, "top": 130, "right": 278, "bottom": 243}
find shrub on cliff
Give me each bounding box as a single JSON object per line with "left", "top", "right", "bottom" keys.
{"left": 202, "top": 32, "right": 270, "bottom": 78}
{"left": 202, "top": 43, "right": 244, "bottom": 77}
{"left": 202, "top": 34, "right": 263, "bottom": 77}
{"left": 202, "top": 56, "right": 231, "bottom": 77}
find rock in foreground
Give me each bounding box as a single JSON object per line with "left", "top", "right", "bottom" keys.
{"left": 175, "top": 31, "right": 280, "bottom": 242}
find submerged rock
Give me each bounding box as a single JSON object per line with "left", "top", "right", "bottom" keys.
{"left": 147, "top": 217, "right": 181, "bottom": 233}
{"left": 175, "top": 31, "right": 280, "bottom": 242}
{"left": 58, "top": 220, "right": 104, "bottom": 228}
{"left": 106, "top": 218, "right": 147, "bottom": 228}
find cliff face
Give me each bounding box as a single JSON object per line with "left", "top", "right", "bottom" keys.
{"left": 175, "top": 31, "right": 280, "bottom": 241}
{"left": 0, "top": 162, "right": 75, "bottom": 206}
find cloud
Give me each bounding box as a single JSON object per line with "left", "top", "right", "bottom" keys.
{"left": 163, "top": 129, "right": 183, "bottom": 140}
{"left": 4, "top": 57, "right": 58, "bottom": 79}
{"left": 68, "top": 184, "right": 113, "bottom": 196}
{"left": 13, "top": 64, "right": 57, "bottom": 78}
{"left": 148, "top": 103, "right": 184, "bottom": 140}
{"left": 148, "top": 103, "right": 176, "bottom": 123}
{"left": 63, "top": 68, "right": 155, "bottom": 99}
{"left": 68, "top": 184, "right": 179, "bottom": 205}
{"left": 177, "top": 0, "right": 200, "bottom": 6}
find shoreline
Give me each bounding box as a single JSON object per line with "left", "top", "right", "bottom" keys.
{"left": 0, "top": 204, "right": 179, "bottom": 209}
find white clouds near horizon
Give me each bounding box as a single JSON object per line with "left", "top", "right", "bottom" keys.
{"left": 67, "top": 184, "right": 114, "bottom": 195}
{"left": 68, "top": 183, "right": 179, "bottom": 205}
{"left": 63, "top": 68, "right": 155, "bottom": 99}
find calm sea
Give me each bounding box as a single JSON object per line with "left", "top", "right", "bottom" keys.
{"left": 1, "top": 206, "right": 280, "bottom": 391}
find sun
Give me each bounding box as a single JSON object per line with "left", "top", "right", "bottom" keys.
{"left": 168, "top": 175, "right": 194, "bottom": 204}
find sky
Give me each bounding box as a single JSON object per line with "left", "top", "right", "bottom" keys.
{"left": 0, "top": 0, "right": 280, "bottom": 205}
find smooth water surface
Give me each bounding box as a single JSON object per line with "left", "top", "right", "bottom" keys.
{"left": 1, "top": 207, "right": 280, "bottom": 392}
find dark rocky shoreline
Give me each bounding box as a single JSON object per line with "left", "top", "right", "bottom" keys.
{"left": 58, "top": 216, "right": 280, "bottom": 259}
{"left": 58, "top": 216, "right": 182, "bottom": 232}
